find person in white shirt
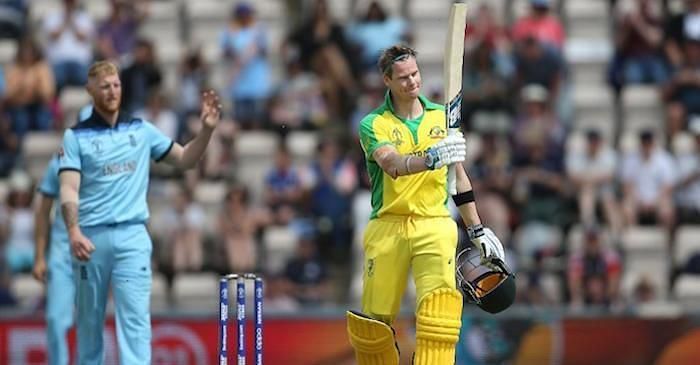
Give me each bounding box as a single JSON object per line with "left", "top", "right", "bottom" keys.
{"left": 566, "top": 129, "right": 622, "bottom": 234}
{"left": 620, "top": 130, "right": 676, "bottom": 231}
{"left": 41, "top": 0, "right": 94, "bottom": 92}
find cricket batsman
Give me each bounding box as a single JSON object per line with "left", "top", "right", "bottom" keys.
{"left": 347, "top": 44, "right": 510, "bottom": 364}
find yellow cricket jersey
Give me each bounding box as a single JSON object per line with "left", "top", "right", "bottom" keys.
{"left": 359, "top": 92, "right": 451, "bottom": 219}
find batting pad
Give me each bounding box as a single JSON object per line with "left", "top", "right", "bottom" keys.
{"left": 414, "top": 288, "right": 463, "bottom": 365}
{"left": 346, "top": 310, "right": 400, "bottom": 365}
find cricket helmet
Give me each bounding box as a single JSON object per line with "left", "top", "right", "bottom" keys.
{"left": 456, "top": 242, "right": 516, "bottom": 314}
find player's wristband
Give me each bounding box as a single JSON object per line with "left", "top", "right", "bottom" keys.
{"left": 452, "top": 190, "right": 475, "bottom": 206}
{"left": 405, "top": 156, "right": 413, "bottom": 174}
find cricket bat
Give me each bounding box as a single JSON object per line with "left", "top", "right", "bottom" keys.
{"left": 444, "top": 1, "right": 468, "bottom": 195}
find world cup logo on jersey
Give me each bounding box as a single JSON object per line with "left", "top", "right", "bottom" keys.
{"left": 92, "top": 140, "right": 103, "bottom": 155}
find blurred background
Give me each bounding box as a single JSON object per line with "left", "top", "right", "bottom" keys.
{"left": 1, "top": 0, "right": 700, "bottom": 364}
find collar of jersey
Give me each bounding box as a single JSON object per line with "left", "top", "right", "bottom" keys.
{"left": 384, "top": 91, "right": 441, "bottom": 121}
{"left": 85, "top": 109, "right": 131, "bottom": 129}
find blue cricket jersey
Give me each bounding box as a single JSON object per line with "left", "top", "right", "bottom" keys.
{"left": 58, "top": 110, "right": 173, "bottom": 227}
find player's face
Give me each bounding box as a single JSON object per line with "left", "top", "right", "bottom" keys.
{"left": 89, "top": 73, "right": 122, "bottom": 114}
{"left": 385, "top": 57, "right": 421, "bottom": 100}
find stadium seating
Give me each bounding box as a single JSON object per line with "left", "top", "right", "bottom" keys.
{"left": 673, "top": 226, "right": 700, "bottom": 269}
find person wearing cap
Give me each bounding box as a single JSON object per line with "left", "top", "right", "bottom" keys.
{"left": 620, "top": 130, "right": 676, "bottom": 231}
{"left": 566, "top": 129, "right": 622, "bottom": 234}
{"left": 512, "top": 0, "right": 565, "bottom": 51}
{"left": 674, "top": 117, "right": 700, "bottom": 223}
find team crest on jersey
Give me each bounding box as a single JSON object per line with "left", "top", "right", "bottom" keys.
{"left": 391, "top": 128, "right": 403, "bottom": 146}
{"left": 429, "top": 126, "right": 446, "bottom": 139}
{"left": 129, "top": 134, "right": 137, "bottom": 147}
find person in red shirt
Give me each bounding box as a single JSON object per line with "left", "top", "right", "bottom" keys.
{"left": 512, "top": 0, "right": 565, "bottom": 51}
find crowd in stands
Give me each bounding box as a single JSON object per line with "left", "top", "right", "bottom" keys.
{"left": 0, "top": 0, "right": 700, "bottom": 314}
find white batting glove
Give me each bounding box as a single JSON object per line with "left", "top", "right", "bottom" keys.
{"left": 467, "top": 224, "right": 505, "bottom": 263}
{"left": 424, "top": 132, "right": 467, "bottom": 170}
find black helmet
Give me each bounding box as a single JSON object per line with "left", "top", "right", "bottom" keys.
{"left": 456, "top": 243, "right": 516, "bottom": 314}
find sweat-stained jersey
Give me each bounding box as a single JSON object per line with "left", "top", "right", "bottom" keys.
{"left": 359, "top": 92, "right": 451, "bottom": 219}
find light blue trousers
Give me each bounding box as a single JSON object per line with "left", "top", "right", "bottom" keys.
{"left": 74, "top": 223, "right": 152, "bottom": 365}
{"left": 46, "top": 239, "right": 74, "bottom": 365}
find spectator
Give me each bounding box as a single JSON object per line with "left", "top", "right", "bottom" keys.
{"left": 287, "top": 0, "right": 357, "bottom": 119}
{"left": 3, "top": 170, "right": 34, "bottom": 274}
{"left": 120, "top": 38, "right": 162, "bottom": 113}
{"left": 566, "top": 129, "right": 622, "bottom": 234}
{"left": 674, "top": 117, "right": 700, "bottom": 223}
{"left": 135, "top": 90, "right": 178, "bottom": 141}
{"left": 268, "top": 52, "right": 329, "bottom": 131}
{"left": 177, "top": 47, "right": 208, "bottom": 130}
{"left": 631, "top": 275, "right": 657, "bottom": 304}
{"left": 662, "top": 38, "right": 700, "bottom": 138}
{"left": 663, "top": 0, "right": 700, "bottom": 69}
{"left": 347, "top": 1, "right": 411, "bottom": 72}
{"left": 470, "top": 132, "right": 514, "bottom": 243}
{"left": 283, "top": 233, "right": 332, "bottom": 307}
{"left": 512, "top": 84, "right": 565, "bottom": 150}
{"left": 264, "top": 144, "right": 303, "bottom": 225}
{"left": 159, "top": 185, "right": 205, "bottom": 273}
{"left": 512, "top": 124, "right": 569, "bottom": 227}
{"left": 465, "top": 3, "right": 511, "bottom": 53}
{"left": 511, "top": 0, "right": 565, "bottom": 52}
{"left": 263, "top": 273, "right": 299, "bottom": 313}
{"left": 41, "top": 0, "right": 94, "bottom": 93}
{"left": 0, "top": 112, "right": 18, "bottom": 177}
{"left": 96, "top": 0, "right": 148, "bottom": 61}
{"left": 217, "top": 184, "right": 270, "bottom": 274}
{"left": 0, "top": 0, "right": 27, "bottom": 40}
{"left": 608, "top": 0, "right": 667, "bottom": 91}
{"left": 567, "top": 225, "right": 622, "bottom": 309}
{"left": 220, "top": 2, "right": 272, "bottom": 129}
{"left": 5, "top": 37, "right": 55, "bottom": 137}
{"left": 514, "top": 37, "right": 565, "bottom": 107}
{"left": 300, "top": 138, "right": 357, "bottom": 262}
{"left": 462, "top": 41, "right": 515, "bottom": 127}
{"left": 620, "top": 130, "right": 676, "bottom": 231}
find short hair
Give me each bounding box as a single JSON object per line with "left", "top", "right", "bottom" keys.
{"left": 378, "top": 44, "right": 417, "bottom": 78}
{"left": 87, "top": 61, "right": 119, "bottom": 80}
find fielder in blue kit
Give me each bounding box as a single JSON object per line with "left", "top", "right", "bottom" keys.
{"left": 58, "top": 61, "right": 221, "bottom": 365}
{"left": 33, "top": 154, "right": 75, "bottom": 365}
{"left": 33, "top": 110, "right": 92, "bottom": 365}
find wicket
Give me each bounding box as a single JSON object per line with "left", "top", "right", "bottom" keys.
{"left": 219, "top": 273, "right": 263, "bottom": 365}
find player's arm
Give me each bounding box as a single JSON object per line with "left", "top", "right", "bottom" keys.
{"left": 453, "top": 163, "right": 481, "bottom": 227}
{"left": 162, "top": 90, "right": 221, "bottom": 170}
{"left": 372, "top": 133, "right": 467, "bottom": 179}
{"left": 32, "top": 193, "right": 53, "bottom": 283}
{"left": 453, "top": 163, "right": 505, "bottom": 261}
{"left": 372, "top": 145, "right": 428, "bottom": 179}
{"left": 59, "top": 170, "right": 94, "bottom": 261}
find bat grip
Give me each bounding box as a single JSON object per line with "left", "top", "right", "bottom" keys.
{"left": 447, "top": 128, "right": 458, "bottom": 195}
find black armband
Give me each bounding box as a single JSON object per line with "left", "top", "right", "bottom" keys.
{"left": 452, "top": 190, "right": 475, "bottom": 207}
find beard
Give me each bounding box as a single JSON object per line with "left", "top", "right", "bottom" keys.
{"left": 95, "top": 97, "right": 121, "bottom": 114}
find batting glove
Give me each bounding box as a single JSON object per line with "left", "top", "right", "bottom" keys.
{"left": 424, "top": 132, "right": 467, "bottom": 170}
{"left": 467, "top": 224, "right": 505, "bottom": 263}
